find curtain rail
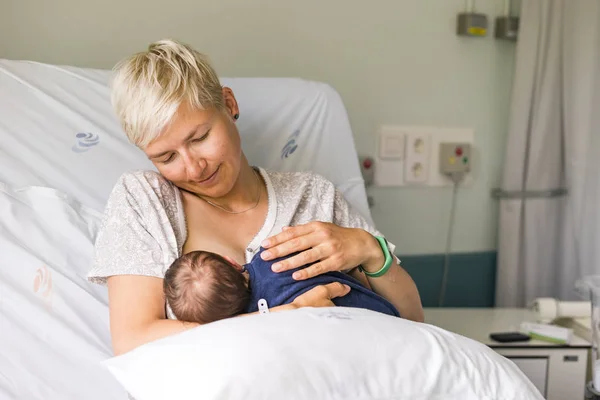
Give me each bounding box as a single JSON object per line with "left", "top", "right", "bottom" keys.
{"left": 491, "top": 188, "right": 568, "bottom": 199}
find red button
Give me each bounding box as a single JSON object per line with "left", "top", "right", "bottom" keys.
{"left": 455, "top": 147, "right": 463, "bottom": 156}
{"left": 363, "top": 158, "right": 372, "bottom": 169}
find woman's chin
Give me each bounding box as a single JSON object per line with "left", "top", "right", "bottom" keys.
{"left": 171, "top": 167, "right": 237, "bottom": 199}
{"left": 183, "top": 182, "right": 231, "bottom": 200}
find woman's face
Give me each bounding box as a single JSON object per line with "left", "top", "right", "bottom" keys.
{"left": 143, "top": 89, "right": 242, "bottom": 198}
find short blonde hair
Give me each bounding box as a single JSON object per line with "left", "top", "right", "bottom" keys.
{"left": 111, "top": 39, "right": 225, "bottom": 148}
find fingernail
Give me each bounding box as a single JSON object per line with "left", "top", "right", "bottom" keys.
{"left": 292, "top": 272, "right": 302, "bottom": 280}
{"left": 261, "top": 251, "right": 271, "bottom": 259}
{"left": 344, "top": 285, "right": 351, "bottom": 291}
{"left": 261, "top": 240, "right": 270, "bottom": 247}
{"left": 271, "top": 263, "right": 280, "bottom": 272}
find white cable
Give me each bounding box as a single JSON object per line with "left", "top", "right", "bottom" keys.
{"left": 503, "top": 0, "right": 512, "bottom": 17}
{"left": 465, "top": 0, "right": 474, "bottom": 13}
{"left": 438, "top": 172, "right": 464, "bottom": 307}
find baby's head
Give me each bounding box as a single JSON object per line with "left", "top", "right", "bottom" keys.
{"left": 163, "top": 251, "right": 250, "bottom": 324}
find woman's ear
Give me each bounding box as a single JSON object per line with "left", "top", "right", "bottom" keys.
{"left": 221, "top": 87, "right": 239, "bottom": 121}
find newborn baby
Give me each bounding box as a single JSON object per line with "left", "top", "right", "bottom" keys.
{"left": 163, "top": 248, "right": 400, "bottom": 324}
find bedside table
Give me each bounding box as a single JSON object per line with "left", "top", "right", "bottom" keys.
{"left": 424, "top": 308, "right": 591, "bottom": 400}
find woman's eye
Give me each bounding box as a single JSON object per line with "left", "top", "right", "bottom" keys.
{"left": 162, "top": 154, "right": 176, "bottom": 164}
{"left": 193, "top": 131, "right": 210, "bottom": 142}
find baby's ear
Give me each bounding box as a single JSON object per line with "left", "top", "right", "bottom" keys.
{"left": 222, "top": 255, "right": 244, "bottom": 272}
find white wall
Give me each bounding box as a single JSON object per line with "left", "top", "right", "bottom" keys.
{"left": 0, "top": 0, "right": 517, "bottom": 255}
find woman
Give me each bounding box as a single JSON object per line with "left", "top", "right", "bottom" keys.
{"left": 88, "top": 39, "right": 423, "bottom": 356}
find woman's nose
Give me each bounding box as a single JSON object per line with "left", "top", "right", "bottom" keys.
{"left": 185, "top": 157, "right": 206, "bottom": 180}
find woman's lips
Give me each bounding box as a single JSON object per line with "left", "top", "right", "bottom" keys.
{"left": 197, "top": 165, "right": 220, "bottom": 185}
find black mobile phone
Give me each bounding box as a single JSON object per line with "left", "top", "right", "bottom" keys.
{"left": 489, "top": 332, "right": 531, "bottom": 343}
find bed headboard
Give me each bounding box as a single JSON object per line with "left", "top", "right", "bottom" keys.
{"left": 0, "top": 59, "right": 371, "bottom": 222}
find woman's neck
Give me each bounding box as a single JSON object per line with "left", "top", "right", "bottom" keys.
{"left": 206, "top": 160, "right": 264, "bottom": 213}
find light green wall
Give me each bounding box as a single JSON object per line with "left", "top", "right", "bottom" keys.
{"left": 0, "top": 0, "right": 518, "bottom": 255}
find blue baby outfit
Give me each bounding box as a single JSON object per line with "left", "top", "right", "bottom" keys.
{"left": 244, "top": 247, "right": 400, "bottom": 317}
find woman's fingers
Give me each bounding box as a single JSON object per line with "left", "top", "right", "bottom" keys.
{"left": 292, "top": 282, "right": 351, "bottom": 308}
{"left": 261, "top": 224, "right": 323, "bottom": 261}
{"left": 322, "top": 282, "right": 351, "bottom": 300}
{"left": 261, "top": 222, "right": 363, "bottom": 279}
{"left": 262, "top": 221, "right": 330, "bottom": 249}
{"left": 291, "top": 258, "right": 337, "bottom": 281}
{"left": 262, "top": 224, "right": 313, "bottom": 248}
{"left": 271, "top": 247, "right": 322, "bottom": 273}
{"left": 261, "top": 234, "right": 311, "bottom": 262}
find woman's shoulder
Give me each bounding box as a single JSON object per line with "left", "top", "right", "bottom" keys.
{"left": 264, "top": 169, "right": 335, "bottom": 192}
{"left": 103, "top": 169, "right": 183, "bottom": 234}
{"left": 108, "top": 170, "right": 180, "bottom": 205}
{"left": 113, "top": 169, "right": 176, "bottom": 193}
{"left": 89, "top": 170, "right": 184, "bottom": 286}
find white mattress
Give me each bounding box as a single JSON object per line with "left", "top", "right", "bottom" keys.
{"left": 0, "top": 58, "right": 371, "bottom": 399}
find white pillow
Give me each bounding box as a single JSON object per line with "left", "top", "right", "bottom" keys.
{"left": 103, "top": 307, "right": 543, "bottom": 400}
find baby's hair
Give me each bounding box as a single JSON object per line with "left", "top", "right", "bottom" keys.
{"left": 164, "top": 251, "right": 250, "bottom": 324}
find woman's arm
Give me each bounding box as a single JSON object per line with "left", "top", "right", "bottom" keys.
{"left": 259, "top": 177, "right": 425, "bottom": 323}
{"left": 108, "top": 275, "right": 352, "bottom": 355}
{"left": 359, "top": 232, "right": 424, "bottom": 322}
{"left": 107, "top": 275, "right": 198, "bottom": 356}
{"left": 262, "top": 223, "right": 424, "bottom": 323}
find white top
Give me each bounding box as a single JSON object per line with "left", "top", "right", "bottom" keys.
{"left": 87, "top": 168, "right": 397, "bottom": 286}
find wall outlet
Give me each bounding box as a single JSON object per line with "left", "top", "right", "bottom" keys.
{"left": 404, "top": 132, "right": 431, "bottom": 184}
{"left": 439, "top": 142, "right": 471, "bottom": 174}
{"left": 428, "top": 128, "right": 474, "bottom": 186}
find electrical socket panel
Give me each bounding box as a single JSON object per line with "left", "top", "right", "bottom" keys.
{"left": 439, "top": 142, "right": 471, "bottom": 174}
{"left": 428, "top": 128, "right": 474, "bottom": 186}
{"left": 373, "top": 126, "right": 474, "bottom": 187}
{"left": 404, "top": 132, "right": 431, "bottom": 184}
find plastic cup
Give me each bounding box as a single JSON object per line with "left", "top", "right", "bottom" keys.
{"left": 576, "top": 277, "right": 600, "bottom": 391}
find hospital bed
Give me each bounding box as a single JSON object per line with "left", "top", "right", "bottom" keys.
{"left": 0, "top": 58, "right": 370, "bottom": 399}
{"left": 0, "top": 58, "right": 543, "bottom": 400}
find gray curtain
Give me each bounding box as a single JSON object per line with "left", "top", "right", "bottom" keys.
{"left": 496, "top": 0, "right": 600, "bottom": 306}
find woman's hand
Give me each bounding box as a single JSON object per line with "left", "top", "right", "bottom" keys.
{"left": 260, "top": 221, "right": 384, "bottom": 280}
{"left": 261, "top": 221, "right": 425, "bottom": 322}
{"left": 291, "top": 282, "right": 351, "bottom": 308}
{"left": 238, "top": 282, "right": 350, "bottom": 317}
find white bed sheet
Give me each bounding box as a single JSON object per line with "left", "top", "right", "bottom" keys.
{"left": 0, "top": 59, "right": 371, "bottom": 222}
{"left": 0, "top": 183, "right": 126, "bottom": 400}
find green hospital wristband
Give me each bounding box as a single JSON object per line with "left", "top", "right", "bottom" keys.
{"left": 359, "top": 235, "right": 393, "bottom": 278}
